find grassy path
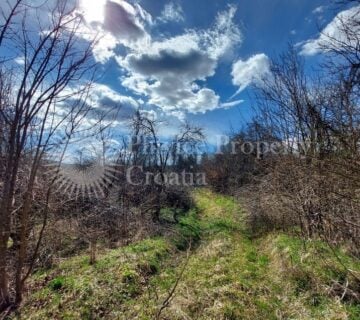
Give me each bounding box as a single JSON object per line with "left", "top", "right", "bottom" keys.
{"left": 146, "top": 189, "right": 358, "bottom": 320}
{"left": 16, "top": 189, "right": 359, "bottom": 319}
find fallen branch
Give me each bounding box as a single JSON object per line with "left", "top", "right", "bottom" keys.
{"left": 156, "top": 241, "right": 192, "bottom": 320}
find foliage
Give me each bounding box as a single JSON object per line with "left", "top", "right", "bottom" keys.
{"left": 13, "top": 190, "right": 359, "bottom": 320}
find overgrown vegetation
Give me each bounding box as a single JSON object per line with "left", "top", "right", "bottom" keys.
{"left": 9, "top": 190, "right": 359, "bottom": 319}
{"left": 202, "top": 0, "right": 360, "bottom": 263}
{"left": 0, "top": 0, "right": 359, "bottom": 318}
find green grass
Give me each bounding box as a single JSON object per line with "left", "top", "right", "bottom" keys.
{"left": 16, "top": 238, "right": 171, "bottom": 319}
{"left": 15, "top": 189, "right": 360, "bottom": 320}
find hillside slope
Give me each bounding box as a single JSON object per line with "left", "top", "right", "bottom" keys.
{"left": 14, "top": 190, "right": 359, "bottom": 319}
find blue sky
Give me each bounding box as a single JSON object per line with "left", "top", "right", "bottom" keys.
{"left": 83, "top": 0, "right": 345, "bottom": 140}
{"left": 7, "top": 0, "right": 357, "bottom": 143}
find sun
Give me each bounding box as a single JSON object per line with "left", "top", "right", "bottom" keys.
{"left": 80, "top": 0, "right": 107, "bottom": 24}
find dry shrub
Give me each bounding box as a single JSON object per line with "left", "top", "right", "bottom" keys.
{"left": 236, "top": 155, "right": 360, "bottom": 256}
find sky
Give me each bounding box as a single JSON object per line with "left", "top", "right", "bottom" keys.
{"left": 6, "top": 0, "right": 360, "bottom": 144}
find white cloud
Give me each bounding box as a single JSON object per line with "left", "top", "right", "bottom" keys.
{"left": 221, "top": 99, "right": 244, "bottom": 109}
{"left": 134, "top": 3, "right": 153, "bottom": 26}
{"left": 301, "top": 5, "right": 360, "bottom": 56}
{"left": 168, "top": 110, "right": 186, "bottom": 122}
{"left": 231, "top": 53, "right": 271, "bottom": 97}
{"left": 78, "top": 0, "right": 152, "bottom": 63}
{"left": 200, "top": 4, "right": 242, "bottom": 60}
{"left": 58, "top": 83, "right": 139, "bottom": 123}
{"left": 14, "top": 56, "right": 25, "bottom": 65}
{"left": 73, "top": 2, "right": 243, "bottom": 120}
{"left": 152, "top": 33, "right": 201, "bottom": 55}
{"left": 103, "top": 0, "right": 148, "bottom": 42}
{"left": 90, "top": 83, "right": 139, "bottom": 108}
{"left": 80, "top": 0, "right": 107, "bottom": 23}
{"left": 158, "top": 2, "right": 185, "bottom": 23}
{"left": 92, "top": 33, "right": 118, "bottom": 64}
{"left": 139, "top": 109, "right": 158, "bottom": 121}
{"left": 118, "top": 5, "right": 242, "bottom": 119}
{"left": 45, "top": 83, "right": 140, "bottom": 141}
{"left": 123, "top": 49, "right": 216, "bottom": 80}
{"left": 89, "top": 83, "right": 139, "bottom": 119}
{"left": 312, "top": 6, "right": 325, "bottom": 15}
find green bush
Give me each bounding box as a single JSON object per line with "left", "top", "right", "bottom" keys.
{"left": 48, "top": 276, "right": 66, "bottom": 291}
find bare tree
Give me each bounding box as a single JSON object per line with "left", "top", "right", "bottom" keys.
{"left": 203, "top": 38, "right": 360, "bottom": 258}
{"left": 129, "top": 111, "right": 204, "bottom": 221}
{"left": 0, "top": 0, "right": 98, "bottom": 309}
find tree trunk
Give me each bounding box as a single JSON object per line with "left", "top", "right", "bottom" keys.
{"left": 0, "top": 234, "right": 10, "bottom": 311}
{"left": 14, "top": 178, "right": 36, "bottom": 306}
{"left": 0, "top": 124, "right": 21, "bottom": 310}
{"left": 0, "top": 177, "right": 16, "bottom": 311}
